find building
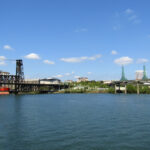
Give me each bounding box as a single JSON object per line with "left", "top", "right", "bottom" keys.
{"left": 24, "top": 79, "right": 39, "bottom": 84}
{"left": 39, "top": 78, "right": 61, "bottom": 85}
{"left": 136, "top": 70, "right": 143, "bottom": 80}
{"left": 77, "top": 77, "right": 88, "bottom": 82}
{"left": 142, "top": 65, "right": 148, "bottom": 80}
{"left": 65, "top": 80, "right": 74, "bottom": 83}
{"left": 120, "top": 66, "right": 127, "bottom": 81}
{"left": 103, "top": 80, "right": 113, "bottom": 84}
{"left": 0, "top": 71, "right": 10, "bottom": 75}
{"left": 135, "top": 65, "right": 148, "bottom": 81}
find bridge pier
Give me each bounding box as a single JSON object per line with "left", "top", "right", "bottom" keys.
{"left": 114, "top": 83, "right": 127, "bottom": 94}
{"left": 125, "top": 84, "right": 127, "bottom": 94}
{"left": 137, "top": 83, "right": 140, "bottom": 94}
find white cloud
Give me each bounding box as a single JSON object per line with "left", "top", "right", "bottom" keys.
{"left": 137, "top": 58, "right": 148, "bottom": 64}
{"left": 74, "top": 76, "right": 80, "bottom": 79}
{"left": 113, "top": 8, "right": 140, "bottom": 30}
{"left": 0, "top": 56, "right": 6, "bottom": 60}
{"left": 113, "top": 25, "right": 120, "bottom": 31}
{"left": 114, "top": 56, "right": 133, "bottom": 65}
{"left": 111, "top": 50, "right": 118, "bottom": 55}
{"left": 0, "top": 56, "right": 6, "bottom": 66}
{"left": 65, "top": 71, "right": 75, "bottom": 76}
{"left": 0, "top": 61, "right": 6, "bottom": 66}
{"left": 65, "top": 73, "right": 71, "bottom": 76}
{"left": 52, "top": 72, "right": 75, "bottom": 79}
{"left": 3, "top": 45, "right": 13, "bottom": 50}
{"left": 25, "top": 53, "right": 40, "bottom": 60}
{"left": 54, "top": 74, "right": 63, "bottom": 78}
{"left": 61, "top": 57, "right": 83, "bottom": 63}
{"left": 87, "top": 72, "right": 92, "bottom": 75}
{"left": 128, "top": 15, "right": 137, "bottom": 21}
{"left": 61, "top": 57, "right": 81, "bottom": 63}
{"left": 43, "top": 60, "right": 55, "bottom": 65}
{"left": 125, "top": 9, "right": 134, "bottom": 15}
{"left": 60, "top": 54, "right": 101, "bottom": 63}
{"left": 124, "top": 8, "right": 141, "bottom": 24}
{"left": 88, "top": 54, "right": 101, "bottom": 60}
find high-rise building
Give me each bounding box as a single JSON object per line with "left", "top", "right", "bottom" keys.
{"left": 142, "top": 65, "right": 148, "bottom": 80}
{"left": 136, "top": 70, "right": 143, "bottom": 80}
{"left": 120, "top": 66, "right": 127, "bottom": 81}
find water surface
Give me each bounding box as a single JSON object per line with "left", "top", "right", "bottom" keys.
{"left": 0, "top": 94, "right": 150, "bottom": 150}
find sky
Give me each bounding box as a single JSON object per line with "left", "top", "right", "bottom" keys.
{"left": 1, "top": 0, "right": 150, "bottom": 81}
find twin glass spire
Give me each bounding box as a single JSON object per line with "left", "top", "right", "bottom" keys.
{"left": 120, "top": 65, "right": 127, "bottom": 81}
{"left": 120, "top": 65, "right": 148, "bottom": 81}
{"left": 142, "top": 65, "right": 148, "bottom": 80}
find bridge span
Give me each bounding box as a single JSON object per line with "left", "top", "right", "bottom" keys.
{"left": 0, "top": 59, "right": 68, "bottom": 94}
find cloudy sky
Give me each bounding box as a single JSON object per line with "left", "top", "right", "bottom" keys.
{"left": 0, "top": 0, "right": 150, "bottom": 81}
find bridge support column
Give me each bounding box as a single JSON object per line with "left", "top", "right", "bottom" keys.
{"left": 125, "top": 84, "right": 127, "bottom": 94}
{"left": 137, "top": 83, "right": 140, "bottom": 94}
{"left": 115, "top": 85, "right": 117, "bottom": 94}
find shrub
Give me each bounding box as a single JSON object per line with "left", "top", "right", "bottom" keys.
{"left": 127, "top": 84, "right": 137, "bottom": 93}
{"left": 140, "top": 86, "right": 150, "bottom": 94}
{"left": 108, "top": 87, "right": 115, "bottom": 93}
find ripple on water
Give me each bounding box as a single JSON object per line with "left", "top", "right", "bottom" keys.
{"left": 1, "top": 94, "right": 150, "bottom": 150}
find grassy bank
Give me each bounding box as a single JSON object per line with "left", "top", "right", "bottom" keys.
{"left": 59, "top": 81, "right": 150, "bottom": 94}
{"left": 12, "top": 81, "right": 150, "bottom": 94}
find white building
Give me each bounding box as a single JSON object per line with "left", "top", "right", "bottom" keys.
{"left": 136, "top": 70, "right": 143, "bottom": 80}
{"left": 39, "top": 78, "right": 61, "bottom": 85}
{"left": 103, "top": 80, "right": 113, "bottom": 84}
{"left": 24, "top": 79, "right": 39, "bottom": 84}
{"left": 0, "top": 71, "right": 10, "bottom": 75}
{"left": 77, "top": 77, "right": 88, "bottom": 82}
{"left": 65, "top": 80, "right": 74, "bottom": 83}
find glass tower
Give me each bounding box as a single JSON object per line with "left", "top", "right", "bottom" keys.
{"left": 142, "top": 65, "right": 148, "bottom": 80}
{"left": 120, "top": 65, "right": 127, "bottom": 81}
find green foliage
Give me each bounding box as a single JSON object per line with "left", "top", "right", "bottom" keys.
{"left": 127, "top": 84, "right": 137, "bottom": 93}
{"left": 127, "top": 84, "right": 150, "bottom": 94}
{"left": 65, "top": 81, "right": 109, "bottom": 93}
{"left": 108, "top": 87, "right": 115, "bottom": 93}
{"left": 140, "top": 86, "right": 150, "bottom": 94}
{"left": 67, "top": 82, "right": 150, "bottom": 94}
{"left": 69, "top": 81, "right": 109, "bottom": 88}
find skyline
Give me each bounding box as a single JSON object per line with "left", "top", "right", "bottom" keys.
{"left": 1, "top": 0, "right": 150, "bottom": 80}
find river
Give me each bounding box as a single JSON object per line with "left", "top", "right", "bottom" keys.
{"left": 0, "top": 94, "right": 150, "bottom": 150}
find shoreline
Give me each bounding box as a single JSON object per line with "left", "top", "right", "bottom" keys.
{"left": 1, "top": 90, "right": 150, "bottom": 95}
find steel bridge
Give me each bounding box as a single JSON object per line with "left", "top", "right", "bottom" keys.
{"left": 0, "top": 59, "right": 68, "bottom": 94}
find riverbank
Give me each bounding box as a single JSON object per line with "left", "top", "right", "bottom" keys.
{"left": 55, "top": 82, "right": 150, "bottom": 94}
{"left": 1, "top": 81, "right": 150, "bottom": 95}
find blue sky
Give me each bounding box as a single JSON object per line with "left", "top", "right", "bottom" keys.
{"left": 1, "top": 0, "right": 150, "bottom": 81}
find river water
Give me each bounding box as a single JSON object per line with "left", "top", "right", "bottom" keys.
{"left": 0, "top": 94, "right": 150, "bottom": 150}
